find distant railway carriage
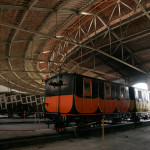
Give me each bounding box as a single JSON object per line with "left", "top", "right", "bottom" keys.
{"left": 0, "top": 93, "right": 44, "bottom": 116}
{"left": 44, "top": 73, "right": 150, "bottom": 131}
{"left": 129, "top": 87, "right": 150, "bottom": 120}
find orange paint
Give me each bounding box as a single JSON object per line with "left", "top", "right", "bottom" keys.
{"left": 112, "top": 99, "right": 117, "bottom": 112}
{"left": 99, "top": 98, "right": 117, "bottom": 113}
{"left": 75, "top": 95, "right": 83, "bottom": 113}
{"left": 45, "top": 96, "right": 58, "bottom": 113}
{"left": 104, "top": 100, "right": 112, "bottom": 113}
{"left": 59, "top": 95, "right": 73, "bottom": 113}
{"left": 45, "top": 95, "right": 73, "bottom": 113}
{"left": 75, "top": 95, "right": 98, "bottom": 113}
{"left": 117, "top": 100, "right": 130, "bottom": 112}
{"left": 99, "top": 98, "right": 105, "bottom": 112}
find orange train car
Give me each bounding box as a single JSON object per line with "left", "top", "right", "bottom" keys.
{"left": 44, "top": 73, "right": 150, "bottom": 132}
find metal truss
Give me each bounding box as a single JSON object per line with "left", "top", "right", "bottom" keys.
{"left": 0, "top": 0, "right": 150, "bottom": 91}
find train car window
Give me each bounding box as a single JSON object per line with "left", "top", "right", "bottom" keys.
{"left": 104, "top": 83, "right": 111, "bottom": 98}
{"left": 138, "top": 90, "right": 142, "bottom": 100}
{"left": 22, "top": 97, "right": 26, "bottom": 103}
{"left": 27, "top": 97, "right": 31, "bottom": 103}
{"left": 7, "top": 97, "right": 11, "bottom": 102}
{"left": 120, "top": 86, "right": 125, "bottom": 98}
{"left": 84, "top": 78, "right": 92, "bottom": 96}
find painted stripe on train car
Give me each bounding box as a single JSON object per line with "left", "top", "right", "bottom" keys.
{"left": 117, "top": 100, "right": 130, "bottom": 113}
{"left": 45, "top": 95, "right": 73, "bottom": 113}
{"left": 75, "top": 95, "right": 99, "bottom": 113}
{"left": 99, "top": 98, "right": 117, "bottom": 113}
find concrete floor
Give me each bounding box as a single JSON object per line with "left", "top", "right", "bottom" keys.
{"left": 0, "top": 117, "right": 55, "bottom": 139}
{"left": 13, "top": 126, "right": 150, "bottom": 150}
{"left": 0, "top": 117, "right": 150, "bottom": 150}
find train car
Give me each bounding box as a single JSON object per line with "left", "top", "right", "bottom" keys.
{"left": 44, "top": 73, "right": 150, "bottom": 132}
{"left": 129, "top": 87, "right": 150, "bottom": 121}
{"left": 45, "top": 73, "right": 149, "bottom": 132}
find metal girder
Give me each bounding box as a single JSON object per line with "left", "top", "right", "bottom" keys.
{"left": 0, "top": 3, "right": 147, "bottom": 76}
{"left": 0, "top": 75, "right": 43, "bottom": 94}
{"left": 5, "top": 0, "right": 44, "bottom": 92}
{"left": 0, "top": 8, "right": 149, "bottom": 46}
{"left": 82, "top": 70, "right": 106, "bottom": 80}
{"left": 67, "top": 52, "right": 117, "bottom": 80}
{"left": 0, "top": 69, "right": 54, "bottom": 74}
{"left": 125, "top": 47, "right": 150, "bottom": 63}
{"left": 96, "top": 16, "right": 140, "bottom": 75}
{"left": 67, "top": 62, "right": 121, "bottom": 79}
{"left": 0, "top": 56, "right": 66, "bottom": 64}
{"left": 96, "top": 12, "right": 149, "bottom": 73}
{"left": 36, "top": 13, "right": 77, "bottom": 63}
{"left": 52, "top": 51, "right": 121, "bottom": 79}
{"left": 59, "top": 2, "right": 150, "bottom": 75}
{"left": 0, "top": 38, "right": 46, "bottom": 45}
{"left": 31, "top": 2, "right": 74, "bottom": 56}
{"left": 36, "top": 0, "right": 100, "bottom": 77}
{"left": 134, "top": 0, "right": 150, "bottom": 20}
{"left": 24, "top": 0, "right": 74, "bottom": 82}
{"left": 111, "top": 32, "right": 148, "bottom": 72}
{"left": 0, "top": 4, "right": 76, "bottom": 14}
{"left": 66, "top": 27, "right": 150, "bottom": 71}
{"left": 134, "top": 48, "right": 150, "bottom": 55}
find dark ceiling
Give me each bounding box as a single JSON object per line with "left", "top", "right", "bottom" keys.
{"left": 0, "top": 0, "right": 150, "bottom": 94}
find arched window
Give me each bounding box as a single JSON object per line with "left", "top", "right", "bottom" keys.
{"left": 83, "top": 78, "right": 92, "bottom": 96}
{"left": 104, "top": 82, "right": 111, "bottom": 98}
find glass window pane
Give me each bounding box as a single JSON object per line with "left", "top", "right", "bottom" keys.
{"left": 138, "top": 91, "right": 142, "bottom": 99}
{"left": 84, "top": 80, "right": 91, "bottom": 94}
{"left": 105, "top": 83, "right": 110, "bottom": 96}
{"left": 121, "top": 87, "right": 125, "bottom": 98}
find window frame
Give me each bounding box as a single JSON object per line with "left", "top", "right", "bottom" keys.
{"left": 83, "top": 78, "right": 92, "bottom": 96}
{"left": 120, "top": 86, "right": 125, "bottom": 99}
{"left": 104, "top": 82, "right": 111, "bottom": 98}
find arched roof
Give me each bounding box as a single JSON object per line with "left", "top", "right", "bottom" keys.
{"left": 0, "top": 0, "right": 150, "bottom": 94}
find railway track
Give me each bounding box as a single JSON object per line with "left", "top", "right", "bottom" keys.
{"left": 0, "top": 120, "right": 53, "bottom": 125}
{"left": 0, "top": 131, "right": 74, "bottom": 150}
{"left": 0, "top": 120, "right": 150, "bottom": 149}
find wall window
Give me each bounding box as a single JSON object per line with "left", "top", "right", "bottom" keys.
{"left": 120, "top": 86, "right": 125, "bottom": 98}
{"left": 27, "top": 97, "right": 31, "bottom": 103}
{"left": 7, "top": 97, "right": 11, "bottom": 102}
{"left": 104, "top": 83, "right": 111, "bottom": 98}
{"left": 84, "top": 78, "right": 92, "bottom": 96}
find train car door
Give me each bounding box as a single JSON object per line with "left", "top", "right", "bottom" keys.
{"left": 104, "top": 82, "right": 112, "bottom": 113}
{"left": 83, "top": 78, "right": 92, "bottom": 113}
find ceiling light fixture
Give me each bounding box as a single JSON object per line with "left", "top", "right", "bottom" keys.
{"left": 81, "top": 12, "right": 93, "bottom": 15}
{"left": 43, "top": 51, "right": 50, "bottom": 54}
{"left": 39, "top": 61, "right": 45, "bottom": 64}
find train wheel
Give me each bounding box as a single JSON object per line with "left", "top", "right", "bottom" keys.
{"left": 55, "top": 122, "right": 66, "bottom": 134}
{"left": 55, "top": 115, "right": 67, "bottom": 134}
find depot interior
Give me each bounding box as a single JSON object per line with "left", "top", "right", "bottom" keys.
{"left": 0, "top": 0, "right": 150, "bottom": 149}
